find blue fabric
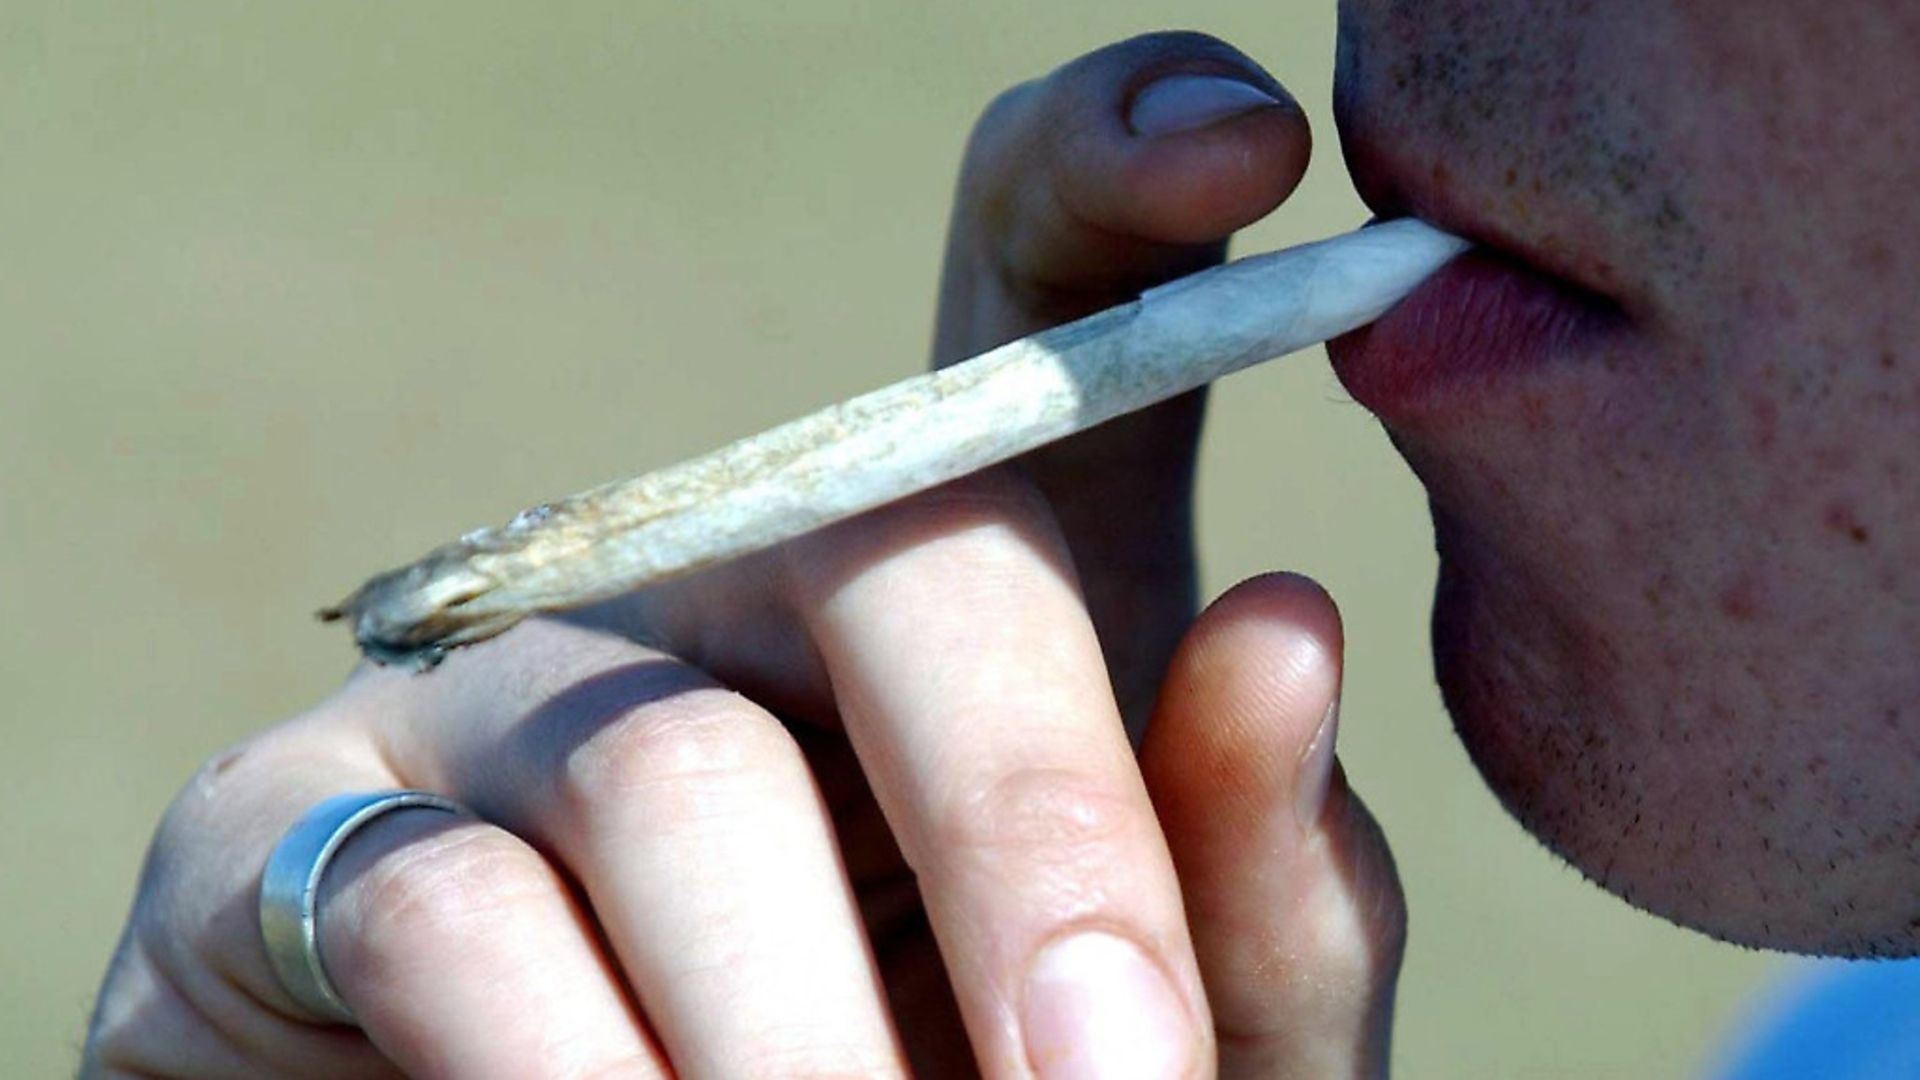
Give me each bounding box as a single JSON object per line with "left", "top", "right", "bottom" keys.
{"left": 1712, "top": 960, "right": 1920, "bottom": 1079}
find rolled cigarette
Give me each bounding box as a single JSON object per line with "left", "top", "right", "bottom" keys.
{"left": 324, "top": 218, "right": 1468, "bottom": 668}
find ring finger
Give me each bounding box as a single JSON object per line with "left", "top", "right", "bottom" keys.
{"left": 371, "top": 618, "right": 908, "bottom": 1078}
{"left": 315, "top": 806, "right": 668, "bottom": 1079}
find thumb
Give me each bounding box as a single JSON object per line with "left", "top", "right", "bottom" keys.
{"left": 935, "top": 31, "right": 1311, "bottom": 348}
{"left": 1140, "top": 574, "right": 1405, "bottom": 1078}
{"left": 933, "top": 32, "right": 1312, "bottom": 729}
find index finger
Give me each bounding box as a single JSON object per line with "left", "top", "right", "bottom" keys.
{"left": 778, "top": 469, "right": 1211, "bottom": 1079}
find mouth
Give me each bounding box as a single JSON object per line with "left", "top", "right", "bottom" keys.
{"left": 1328, "top": 151, "right": 1629, "bottom": 421}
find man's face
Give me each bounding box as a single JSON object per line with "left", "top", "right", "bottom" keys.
{"left": 1328, "top": 1, "right": 1920, "bottom": 956}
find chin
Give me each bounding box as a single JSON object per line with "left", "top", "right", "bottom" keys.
{"left": 1424, "top": 511, "right": 1920, "bottom": 960}
{"left": 1331, "top": 0, "right": 1920, "bottom": 959}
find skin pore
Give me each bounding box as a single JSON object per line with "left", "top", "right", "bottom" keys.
{"left": 1331, "top": 0, "right": 1920, "bottom": 955}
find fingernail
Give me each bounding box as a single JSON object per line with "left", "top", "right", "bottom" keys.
{"left": 1128, "top": 74, "right": 1282, "bottom": 137}
{"left": 1022, "top": 931, "right": 1192, "bottom": 1080}
{"left": 1294, "top": 698, "right": 1341, "bottom": 831}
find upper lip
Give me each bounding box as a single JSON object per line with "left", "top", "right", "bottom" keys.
{"left": 1342, "top": 130, "right": 1621, "bottom": 312}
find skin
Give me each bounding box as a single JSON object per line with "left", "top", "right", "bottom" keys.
{"left": 87, "top": 35, "right": 1401, "bottom": 1079}
{"left": 1332, "top": 0, "right": 1920, "bottom": 956}
{"left": 83, "top": 4, "right": 1920, "bottom": 1076}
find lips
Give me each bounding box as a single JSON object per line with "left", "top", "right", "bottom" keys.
{"left": 1327, "top": 130, "right": 1629, "bottom": 421}
{"left": 1327, "top": 243, "right": 1624, "bottom": 419}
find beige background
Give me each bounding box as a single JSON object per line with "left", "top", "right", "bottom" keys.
{"left": 4, "top": 2, "right": 1787, "bottom": 1075}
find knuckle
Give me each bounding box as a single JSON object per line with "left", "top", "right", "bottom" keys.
{"left": 559, "top": 691, "right": 798, "bottom": 819}
{"left": 955, "top": 80, "right": 1045, "bottom": 262}
{"left": 961, "top": 79, "right": 1041, "bottom": 180}
{"left": 930, "top": 765, "right": 1138, "bottom": 871}
{"left": 158, "top": 738, "right": 269, "bottom": 846}
{"left": 147, "top": 743, "right": 285, "bottom": 966}
{"left": 959, "top": 80, "right": 1081, "bottom": 282}
{"left": 969, "top": 79, "right": 1041, "bottom": 153}
{"left": 333, "top": 825, "right": 550, "bottom": 981}
{"left": 183, "top": 738, "right": 258, "bottom": 799}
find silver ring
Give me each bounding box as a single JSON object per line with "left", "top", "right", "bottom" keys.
{"left": 259, "top": 790, "right": 466, "bottom": 1024}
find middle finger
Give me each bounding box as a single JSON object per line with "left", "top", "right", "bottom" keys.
{"left": 778, "top": 471, "right": 1212, "bottom": 1078}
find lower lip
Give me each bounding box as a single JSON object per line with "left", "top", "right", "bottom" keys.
{"left": 1327, "top": 248, "right": 1621, "bottom": 419}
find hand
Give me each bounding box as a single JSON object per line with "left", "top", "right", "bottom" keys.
{"left": 85, "top": 33, "right": 1405, "bottom": 1079}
